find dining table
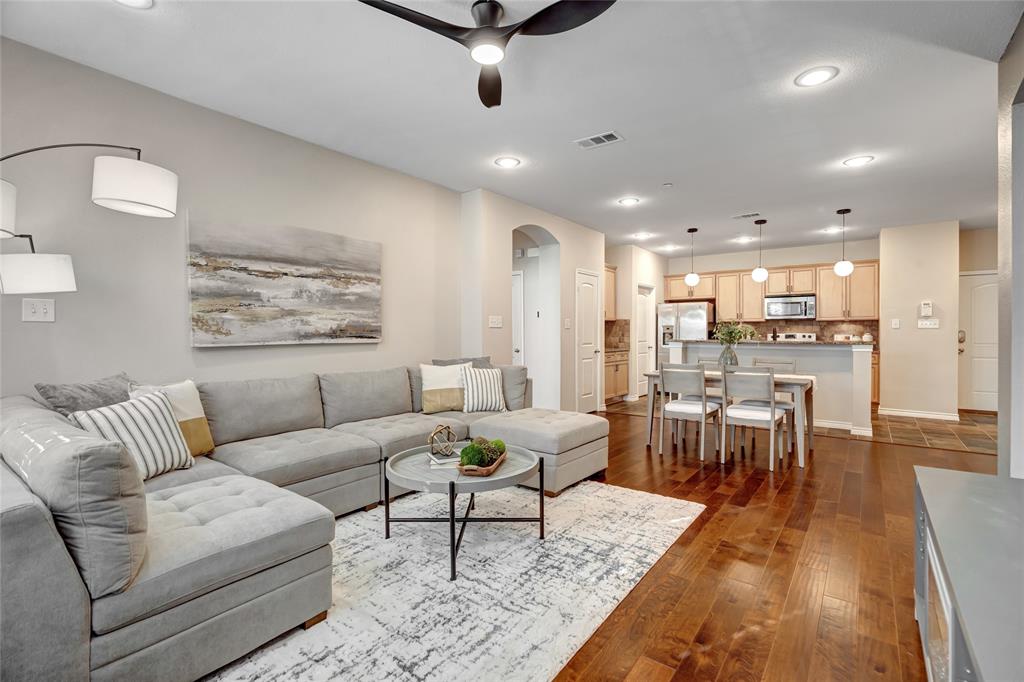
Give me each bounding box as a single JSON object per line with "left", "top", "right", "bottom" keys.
{"left": 644, "top": 370, "right": 816, "bottom": 467}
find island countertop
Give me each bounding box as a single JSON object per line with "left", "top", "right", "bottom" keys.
{"left": 669, "top": 339, "right": 876, "bottom": 348}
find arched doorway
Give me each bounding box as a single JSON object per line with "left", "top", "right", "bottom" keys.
{"left": 512, "top": 225, "right": 560, "bottom": 409}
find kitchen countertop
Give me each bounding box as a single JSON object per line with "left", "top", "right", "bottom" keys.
{"left": 670, "top": 339, "right": 876, "bottom": 347}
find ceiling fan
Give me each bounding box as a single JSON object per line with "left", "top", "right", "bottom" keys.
{"left": 358, "top": 0, "right": 616, "bottom": 108}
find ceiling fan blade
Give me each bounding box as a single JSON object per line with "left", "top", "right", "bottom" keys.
{"left": 478, "top": 65, "right": 502, "bottom": 108}
{"left": 514, "top": 0, "right": 616, "bottom": 36}
{"left": 357, "top": 0, "right": 476, "bottom": 46}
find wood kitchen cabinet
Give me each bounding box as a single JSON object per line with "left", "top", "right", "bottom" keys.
{"left": 603, "top": 265, "right": 617, "bottom": 320}
{"left": 715, "top": 272, "right": 763, "bottom": 322}
{"left": 604, "top": 350, "right": 629, "bottom": 401}
{"left": 872, "top": 351, "right": 880, "bottom": 403}
{"left": 740, "top": 273, "right": 765, "bottom": 321}
{"left": 664, "top": 274, "right": 715, "bottom": 301}
{"left": 766, "top": 267, "right": 816, "bottom": 295}
{"left": 816, "top": 261, "right": 879, "bottom": 321}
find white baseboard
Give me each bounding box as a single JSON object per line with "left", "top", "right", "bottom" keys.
{"left": 849, "top": 426, "right": 874, "bottom": 437}
{"left": 812, "top": 419, "right": 873, "bottom": 438}
{"left": 877, "top": 407, "right": 960, "bottom": 422}
{"left": 625, "top": 393, "right": 639, "bottom": 402}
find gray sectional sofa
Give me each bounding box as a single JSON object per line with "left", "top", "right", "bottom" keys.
{"left": 0, "top": 364, "right": 608, "bottom": 681}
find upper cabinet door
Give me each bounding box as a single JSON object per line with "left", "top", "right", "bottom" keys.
{"left": 691, "top": 274, "right": 715, "bottom": 299}
{"left": 666, "top": 276, "right": 689, "bottom": 300}
{"left": 603, "top": 266, "right": 616, "bottom": 320}
{"left": 740, "top": 272, "right": 766, "bottom": 321}
{"left": 789, "top": 267, "right": 816, "bottom": 294}
{"left": 716, "top": 273, "right": 740, "bottom": 321}
{"left": 847, "top": 262, "right": 879, "bottom": 319}
{"left": 765, "top": 269, "right": 790, "bottom": 296}
{"left": 816, "top": 266, "right": 846, "bottom": 320}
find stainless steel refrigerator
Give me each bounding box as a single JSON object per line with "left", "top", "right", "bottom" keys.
{"left": 657, "top": 302, "right": 715, "bottom": 367}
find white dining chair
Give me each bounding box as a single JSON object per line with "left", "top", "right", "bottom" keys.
{"left": 743, "top": 358, "right": 798, "bottom": 453}
{"left": 658, "top": 364, "right": 722, "bottom": 460}
{"left": 720, "top": 366, "right": 787, "bottom": 471}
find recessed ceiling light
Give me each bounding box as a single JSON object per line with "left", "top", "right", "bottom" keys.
{"left": 795, "top": 66, "right": 839, "bottom": 87}
{"left": 843, "top": 155, "right": 875, "bottom": 168}
{"left": 821, "top": 226, "right": 843, "bottom": 234}
{"left": 661, "top": 182, "right": 674, "bottom": 189}
{"left": 494, "top": 156, "right": 521, "bottom": 169}
{"left": 470, "top": 43, "right": 505, "bottom": 65}
{"left": 631, "top": 232, "right": 654, "bottom": 241}
{"left": 659, "top": 244, "right": 680, "bottom": 251}
{"left": 617, "top": 197, "right": 641, "bottom": 207}
{"left": 113, "top": 0, "right": 154, "bottom": 7}
{"left": 732, "top": 236, "right": 756, "bottom": 244}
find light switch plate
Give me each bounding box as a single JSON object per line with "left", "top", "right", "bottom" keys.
{"left": 917, "top": 318, "right": 940, "bottom": 329}
{"left": 891, "top": 318, "right": 900, "bottom": 329}
{"left": 564, "top": 318, "right": 571, "bottom": 330}
{"left": 488, "top": 315, "right": 503, "bottom": 328}
{"left": 22, "top": 298, "right": 55, "bottom": 323}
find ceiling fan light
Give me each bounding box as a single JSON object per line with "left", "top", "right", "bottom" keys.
{"left": 684, "top": 272, "right": 700, "bottom": 287}
{"left": 751, "top": 266, "right": 769, "bottom": 283}
{"left": 470, "top": 43, "right": 504, "bottom": 65}
{"left": 833, "top": 259, "right": 854, "bottom": 277}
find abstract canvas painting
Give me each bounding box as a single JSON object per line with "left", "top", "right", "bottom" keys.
{"left": 188, "top": 219, "right": 382, "bottom": 347}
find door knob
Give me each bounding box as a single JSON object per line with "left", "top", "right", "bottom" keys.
{"left": 958, "top": 347, "right": 965, "bottom": 355}
{"left": 958, "top": 330, "right": 966, "bottom": 343}
{"left": 513, "top": 348, "right": 521, "bottom": 353}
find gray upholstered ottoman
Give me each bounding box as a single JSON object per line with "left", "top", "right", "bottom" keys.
{"left": 469, "top": 408, "right": 609, "bottom": 495}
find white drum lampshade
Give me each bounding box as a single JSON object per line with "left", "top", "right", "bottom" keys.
{"left": 0, "top": 253, "right": 77, "bottom": 294}
{"left": 91, "top": 156, "right": 178, "bottom": 218}
{"left": 1, "top": 179, "right": 16, "bottom": 231}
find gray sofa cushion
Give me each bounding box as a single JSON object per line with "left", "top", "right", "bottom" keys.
{"left": 333, "top": 413, "right": 468, "bottom": 457}
{"left": 34, "top": 372, "right": 133, "bottom": 416}
{"left": 470, "top": 408, "right": 609, "bottom": 454}
{"left": 210, "top": 429, "right": 380, "bottom": 487}
{"left": 431, "top": 410, "right": 501, "bottom": 427}
{"left": 0, "top": 395, "right": 147, "bottom": 599}
{"left": 196, "top": 374, "right": 324, "bottom": 445}
{"left": 498, "top": 365, "right": 529, "bottom": 410}
{"left": 432, "top": 356, "right": 493, "bottom": 368}
{"left": 91, "top": 475, "right": 334, "bottom": 635}
{"left": 319, "top": 367, "right": 411, "bottom": 428}
{"left": 144, "top": 457, "right": 241, "bottom": 493}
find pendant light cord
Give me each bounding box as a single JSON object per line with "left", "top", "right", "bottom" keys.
{"left": 842, "top": 212, "right": 846, "bottom": 260}
{"left": 690, "top": 231, "right": 695, "bottom": 272}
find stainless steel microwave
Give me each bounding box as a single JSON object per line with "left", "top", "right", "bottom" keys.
{"left": 764, "top": 295, "right": 816, "bottom": 319}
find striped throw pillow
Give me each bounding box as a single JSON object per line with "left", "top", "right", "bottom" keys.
{"left": 73, "top": 391, "right": 193, "bottom": 480}
{"left": 462, "top": 366, "right": 507, "bottom": 413}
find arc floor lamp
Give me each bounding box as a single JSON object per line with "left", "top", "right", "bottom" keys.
{"left": 0, "top": 143, "right": 178, "bottom": 294}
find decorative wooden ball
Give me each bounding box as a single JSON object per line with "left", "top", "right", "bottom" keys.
{"left": 429, "top": 424, "right": 457, "bottom": 456}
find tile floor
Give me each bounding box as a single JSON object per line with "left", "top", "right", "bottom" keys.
{"left": 604, "top": 398, "right": 999, "bottom": 455}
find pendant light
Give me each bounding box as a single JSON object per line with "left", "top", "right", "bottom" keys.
{"left": 683, "top": 228, "right": 700, "bottom": 287}
{"left": 833, "top": 208, "right": 854, "bottom": 277}
{"left": 751, "top": 219, "right": 769, "bottom": 283}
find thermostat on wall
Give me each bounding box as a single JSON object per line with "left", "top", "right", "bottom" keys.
{"left": 919, "top": 300, "right": 933, "bottom": 317}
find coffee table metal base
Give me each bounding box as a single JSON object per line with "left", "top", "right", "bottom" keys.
{"left": 384, "top": 456, "right": 545, "bottom": 580}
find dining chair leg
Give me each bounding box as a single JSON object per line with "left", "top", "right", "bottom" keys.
{"left": 720, "top": 413, "right": 728, "bottom": 464}
{"left": 712, "top": 411, "right": 721, "bottom": 456}
{"left": 769, "top": 421, "right": 776, "bottom": 472}
{"left": 658, "top": 408, "right": 665, "bottom": 455}
{"left": 698, "top": 415, "right": 706, "bottom": 462}
{"left": 730, "top": 424, "right": 736, "bottom": 455}
{"left": 786, "top": 411, "right": 795, "bottom": 454}
{"left": 776, "top": 422, "right": 785, "bottom": 466}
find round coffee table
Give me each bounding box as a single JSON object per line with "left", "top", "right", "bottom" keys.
{"left": 384, "top": 443, "right": 543, "bottom": 580}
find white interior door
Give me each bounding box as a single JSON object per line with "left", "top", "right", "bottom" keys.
{"left": 636, "top": 286, "right": 655, "bottom": 396}
{"left": 958, "top": 273, "right": 998, "bottom": 410}
{"left": 576, "top": 270, "right": 600, "bottom": 413}
{"left": 511, "top": 271, "right": 524, "bottom": 367}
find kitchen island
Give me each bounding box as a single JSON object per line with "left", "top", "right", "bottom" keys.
{"left": 665, "top": 340, "right": 874, "bottom": 436}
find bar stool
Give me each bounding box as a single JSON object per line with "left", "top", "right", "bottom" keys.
{"left": 658, "top": 364, "right": 723, "bottom": 460}
{"left": 720, "top": 366, "right": 788, "bottom": 471}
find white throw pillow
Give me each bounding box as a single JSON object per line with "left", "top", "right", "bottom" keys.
{"left": 130, "top": 379, "right": 215, "bottom": 457}
{"left": 462, "top": 366, "right": 507, "bottom": 413}
{"left": 420, "top": 362, "right": 470, "bottom": 414}
{"left": 73, "top": 391, "right": 193, "bottom": 480}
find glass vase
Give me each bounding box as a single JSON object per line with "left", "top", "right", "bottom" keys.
{"left": 718, "top": 344, "right": 739, "bottom": 366}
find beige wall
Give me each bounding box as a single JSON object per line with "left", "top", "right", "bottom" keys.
{"left": 960, "top": 228, "right": 998, "bottom": 271}
{"left": 459, "top": 189, "right": 605, "bottom": 411}
{"left": 879, "top": 221, "right": 960, "bottom": 418}
{"left": 998, "top": 19, "right": 1024, "bottom": 479}
{"left": 0, "top": 39, "right": 463, "bottom": 396}
{"left": 668, "top": 239, "right": 880, "bottom": 275}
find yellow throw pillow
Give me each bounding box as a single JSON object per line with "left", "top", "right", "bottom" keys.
{"left": 420, "top": 362, "right": 470, "bottom": 414}
{"left": 130, "top": 379, "right": 215, "bottom": 456}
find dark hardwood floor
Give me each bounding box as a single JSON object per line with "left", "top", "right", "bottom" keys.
{"left": 555, "top": 411, "right": 997, "bottom": 682}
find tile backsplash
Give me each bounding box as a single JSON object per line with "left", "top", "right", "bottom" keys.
{"left": 742, "top": 320, "right": 880, "bottom": 346}
{"left": 605, "top": 319, "right": 630, "bottom": 350}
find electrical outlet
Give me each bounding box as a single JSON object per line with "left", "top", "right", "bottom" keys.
{"left": 891, "top": 318, "right": 901, "bottom": 329}
{"left": 22, "top": 298, "right": 55, "bottom": 323}
{"left": 917, "top": 318, "right": 940, "bottom": 329}
{"left": 488, "top": 315, "right": 503, "bottom": 328}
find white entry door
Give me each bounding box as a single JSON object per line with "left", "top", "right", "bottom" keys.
{"left": 958, "top": 273, "right": 998, "bottom": 410}
{"left": 511, "top": 271, "right": 525, "bottom": 367}
{"left": 636, "top": 286, "right": 655, "bottom": 396}
{"left": 576, "top": 270, "right": 600, "bottom": 413}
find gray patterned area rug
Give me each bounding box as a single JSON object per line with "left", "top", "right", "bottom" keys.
{"left": 210, "top": 481, "right": 704, "bottom": 682}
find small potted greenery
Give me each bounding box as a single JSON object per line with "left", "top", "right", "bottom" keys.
{"left": 457, "top": 437, "right": 507, "bottom": 476}
{"left": 713, "top": 321, "right": 757, "bottom": 366}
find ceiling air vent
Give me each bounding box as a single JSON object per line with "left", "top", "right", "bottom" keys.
{"left": 731, "top": 212, "right": 761, "bottom": 220}
{"left": 574, "top": 130, "right": 623, "bottom": 150}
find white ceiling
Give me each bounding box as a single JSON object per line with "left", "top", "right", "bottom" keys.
{"left": 2, "top": 0, "right": 1020, "bottom": 255}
